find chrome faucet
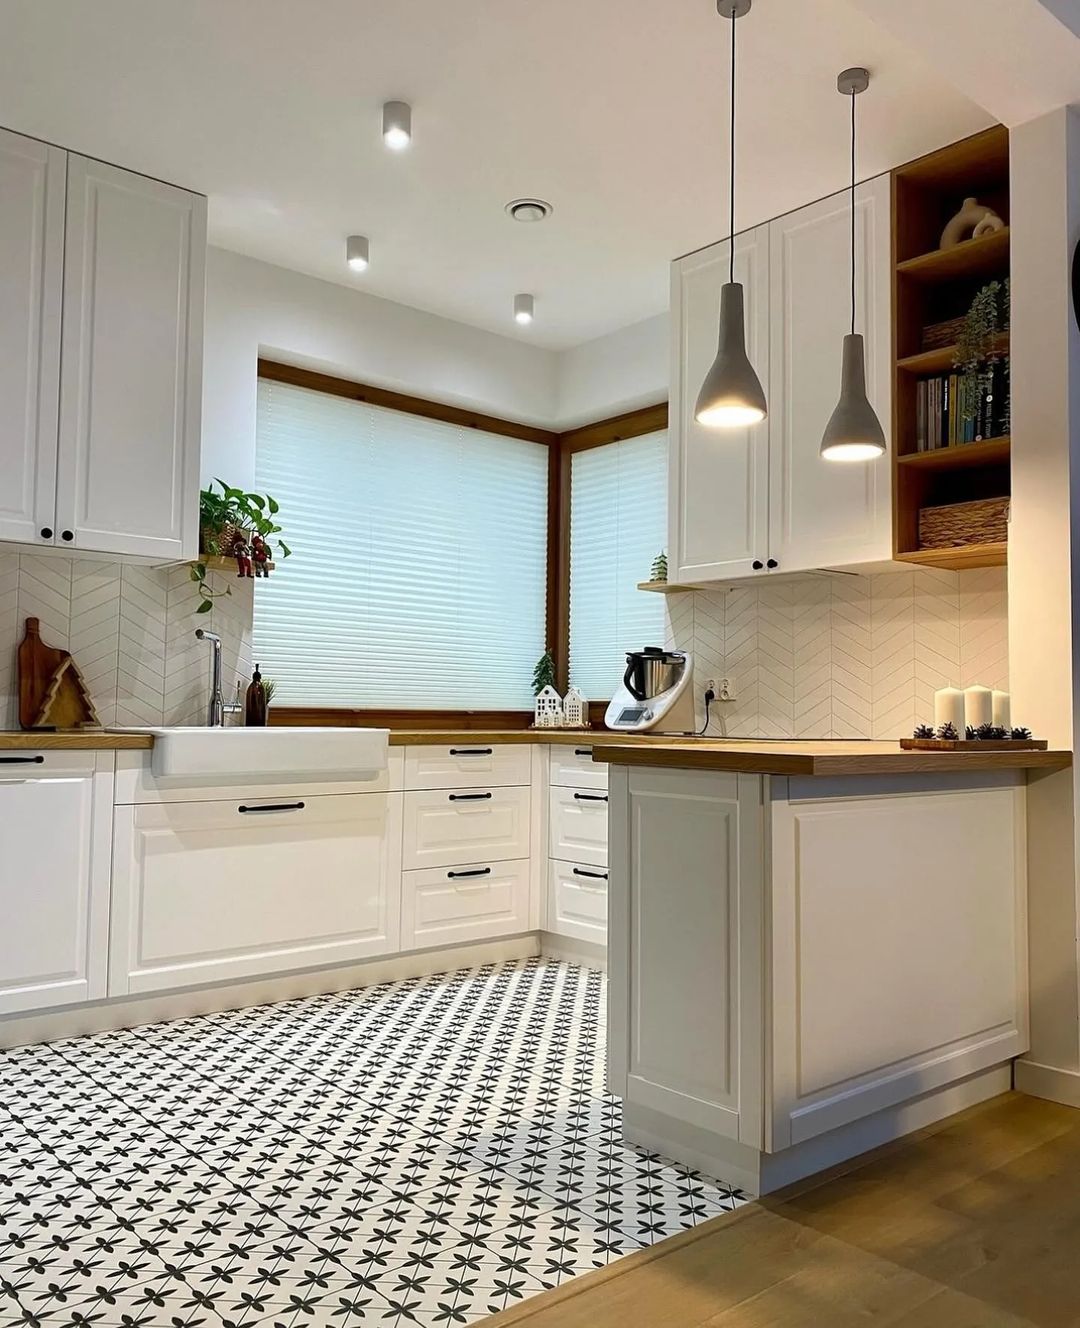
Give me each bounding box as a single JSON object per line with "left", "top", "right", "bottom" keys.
{"left": 195, "top": 628, "right": 226, "bottom": 727}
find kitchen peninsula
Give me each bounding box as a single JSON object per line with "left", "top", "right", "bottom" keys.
{"left": 597, "top": 739, "right": 1071, "bottom": 1196}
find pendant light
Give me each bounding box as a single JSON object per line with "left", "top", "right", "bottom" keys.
{"left": 695, "top": 0, "right": 767, "bottom": 429}
{"left": 820, "top": 68, "right": 886, "bottom": 462}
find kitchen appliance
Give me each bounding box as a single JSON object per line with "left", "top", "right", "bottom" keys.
{"left": 605, "top": 648, "right": 696, "bottom": 734}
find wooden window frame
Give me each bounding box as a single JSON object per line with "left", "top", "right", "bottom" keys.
{"left": 257, "top": 359, "right": 665, "bottom": 727}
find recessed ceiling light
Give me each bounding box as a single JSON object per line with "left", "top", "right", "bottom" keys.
{"left": 346, "top": 235, "right": 369, "bottom": 271}
{"left": 514, "top": 294, "right": 535, "bottom": 325}
{"left": 505, "top": 198, "right": 553, "bottom": 223}
{"left": 382, "top": 101, "right": 412, "bottom": 151}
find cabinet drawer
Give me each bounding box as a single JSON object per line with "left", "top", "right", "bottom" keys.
{"left": 402, "top": 860, "right": 530, "bottom": 951}
{"left": 402, "top": 786, "right": 531, "bottom": 870}
{"left": 549, "top": 744, "right": 608, "bottom": 791}
{"left": 549, "top": 786, "right": 608, "bottom": 867}
{"left": 404, "top": 743, "right": 531, "bottom": 790}
{"left": 110, "top": 791, "right": 402, "bottom": 995}
{"left": 549, "top": 860, "right": 608, "bottom": 946}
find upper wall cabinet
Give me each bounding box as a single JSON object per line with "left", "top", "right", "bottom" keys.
{"left": 669, "top": 176, "right": 892, "bottom": 585}
{"left": 0, "top": 130, "right": 205, "bottom": 561}
{"left": 669, "top": 225, "right": 771, "bottom": 582}
{"left": 0, "top": 129, "right": 64, "bottom": 546}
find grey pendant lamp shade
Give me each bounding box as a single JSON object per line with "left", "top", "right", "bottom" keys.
{"left": 695, "top": 0, "right": 767, "bottom": 429}
{"left": 821, "top": 68, "right": 886, "bottom": 462}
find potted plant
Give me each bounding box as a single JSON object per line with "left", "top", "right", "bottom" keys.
{"left": 191, "top": 480, "right": 292, "bottom": 613}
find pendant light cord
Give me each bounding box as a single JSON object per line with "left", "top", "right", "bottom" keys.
{"left": 729, "top": 10, "right": 737, "bottom": 285}
{"left": 850, "top": 87, "right": 856, "bottom": 336}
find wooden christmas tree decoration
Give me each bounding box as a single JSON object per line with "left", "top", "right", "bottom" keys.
{"left": 17, "top": 618, "right": 100, "bottom": 730}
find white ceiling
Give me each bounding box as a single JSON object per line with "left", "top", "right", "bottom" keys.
{"left": 0, "top": 0, "right": 992, "bottom": 349}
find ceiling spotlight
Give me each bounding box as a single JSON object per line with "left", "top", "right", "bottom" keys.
{"left": 346, "top": 235, "right": 369, "bottom": 272}
{"left": 514, "top": 294, "right": 535, "bottom": 325}
{"left": 382, "top": 101, "right": 412, "bottom": 151}
{"left": 505, "top": 198, "right": 553, "bottom": 223}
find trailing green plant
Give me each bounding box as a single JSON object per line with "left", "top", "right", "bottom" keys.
{"left": 954, "top": 279, "right": 1010, "bottom": 428}
{"left": 192, "top": 480, "right": 293, "bottom": 613}
{"left": 531, "top": 649, "right": 556, "bottom": 696}
{"left": 189, "top": 562, "right": 231, "bottom": 615}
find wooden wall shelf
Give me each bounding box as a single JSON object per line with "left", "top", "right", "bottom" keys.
{"left": 891, "top": 125, "right": 1011, "bottom": 565}
{"left": 636, "top": 581, "right": 705, "bottom": 594}
{"left": 195, "top": 555, "right": 276, "bottom": 573}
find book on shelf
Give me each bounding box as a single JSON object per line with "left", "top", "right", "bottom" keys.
{"left": 913, "top": 357, "right": 1010, "bottom": 452}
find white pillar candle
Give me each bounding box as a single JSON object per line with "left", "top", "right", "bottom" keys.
{"left": 992, "top": 690, "right": 1011, "bottom": 729}
{"left": 965, "top": 685, "right": 993, "bottom": 731}
{"left": 934, "top": 687, "right": 966, "bottom": 735}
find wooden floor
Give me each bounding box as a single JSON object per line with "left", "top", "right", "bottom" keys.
{"left": 489, "top": 1092, "right": 1080, "bottom": 1327}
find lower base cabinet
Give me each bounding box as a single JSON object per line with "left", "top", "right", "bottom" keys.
{"left": 109, "top": 791, "right": 402, "bottom": 995}
{"left": 401, "top": 860, "right": 530, "bottom": 951}
{"left": 548, "top": 860, "right": 608, "bottom": 946}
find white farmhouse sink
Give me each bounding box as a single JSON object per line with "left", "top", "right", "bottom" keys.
{"left": 136, "top": 726, "right": 389, "bottom": 781}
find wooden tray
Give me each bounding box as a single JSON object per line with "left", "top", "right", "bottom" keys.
{"left": 901, "top": 738, "right": 1047, "bottom": 751}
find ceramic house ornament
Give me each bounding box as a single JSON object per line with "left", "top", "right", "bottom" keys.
{"left": 534, "top": 685, "right": 563, "bottom": 729}
{"left": 563, "top": 686, "right": 586, "bottom": 728}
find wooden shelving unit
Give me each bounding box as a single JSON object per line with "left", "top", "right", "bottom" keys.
{"left": 194, "top": 555, "right": 276, "bottom": 573}
{"left": 891, "top": 125, "right": 1011, "bottom": 571}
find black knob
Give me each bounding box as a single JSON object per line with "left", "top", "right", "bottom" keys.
{"left": 766, "top": 558, "right": 778, "bottom": 569}
{"left": 61, "top": 530, "right": 73, "bottom": 542}
{"left": 39, "top": 526, "right": 53, "bottom": 540}
{"left": 752, "top": 560, "right": 764, "bottom": 571}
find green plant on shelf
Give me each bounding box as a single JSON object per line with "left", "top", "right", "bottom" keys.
{"left": 954, "top": 278, "right": 1010, "bottom": 431}
{"left": 192, "top": 480, "right": 292, "bottom": 613}
{"left": 649, "top": 551, "right": 668, "bottom": 583}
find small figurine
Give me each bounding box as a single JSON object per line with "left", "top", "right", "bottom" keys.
{"left": 251, "top": 534, "right": 271, "bottom": 578}
{"left": 230, "top": 531, "right": 253, "bottom": 578}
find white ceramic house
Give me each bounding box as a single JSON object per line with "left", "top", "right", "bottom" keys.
{"left": 563, "top": 685, "right": 586, "bottom": 727}
{"left": 534, "top": 685, "right": 563, "bottom": 728}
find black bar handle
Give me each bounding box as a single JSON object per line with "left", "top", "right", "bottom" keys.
{"left": 238, "top": 802, "right": 305, "bottom": 814}
{"left": 447, "top": 867, "right": 493, "bottom": 880}
{"left": 572, "top": 867, "right": 608, "bottom": 880}
{"left": 449, "top": 747, "right": 493, "bottom": 756}
{"left": 573, "top": 792, "right": 608, "bottom": 802}
{"left": 0, "top": 755, "right": 45, "bottom": 765}
{"left": 448, "top": 792, "right": 493, "bottom": 802}
{"left": 574, "top": 748, "right": 593, "bottom": 757}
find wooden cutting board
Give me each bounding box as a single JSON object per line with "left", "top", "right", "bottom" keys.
{"left": 17, "top": 617, "right": 100, "bottom": 729}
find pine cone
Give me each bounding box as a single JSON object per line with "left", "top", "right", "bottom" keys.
{"left": 936, "top": 722, "right": 960, "bottom": 740}
{"left": 1010, "top": 726, "right": 1032, "bottom": 740}
{"left": 913, "top": 724, "right": 935, "bottom": 739}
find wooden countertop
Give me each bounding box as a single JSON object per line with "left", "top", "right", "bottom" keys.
{"left": 0, "top": 730, "right": 154, "bottom": 750}
{"left": 590, "top": 738, "right": 1073, "bottom": 776}
{"left": 384, "top": 730, "right": 664, "bottom": 747}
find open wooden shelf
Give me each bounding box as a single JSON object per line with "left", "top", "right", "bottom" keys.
{"left": 896, "top": 334, "right": 1009, "bottom": 377}
{"left": 896, "top": 228, "right": 1010, "bottom": 286}
{"left": 895, "top": 542, "right": 1007, "bottom": 571}
{"left": 637, "top": 581, "right": 703, "bottom": 594}
{"left": 194, "top": 555, "right": 276, "bottom": 573}
{"left": 897, "top": 437, "right": 1010, "bottom": 472}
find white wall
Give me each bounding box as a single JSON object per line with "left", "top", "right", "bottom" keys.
{"left": 555, "top": 312, "right": 669, "bottom": 429}
{"left": 202, "top": 248, "right": 561, "bottom": 487}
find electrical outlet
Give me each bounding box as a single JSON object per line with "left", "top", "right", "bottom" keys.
{"left": 717, "top": 676, "right": 736, "bottom": 702}
{"left": 704, "top": 678, "right": 717, "bottom": 697}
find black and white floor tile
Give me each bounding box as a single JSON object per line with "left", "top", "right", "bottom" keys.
{"left": 0, "top": 958, "right": 748, "bottom": 1327}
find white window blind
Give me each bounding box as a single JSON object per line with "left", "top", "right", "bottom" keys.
{"left": 568, "top": 431, "right": 668, "bottom": 699}
{"left": 253, "top": 378, "right": 549, "bottom": 709}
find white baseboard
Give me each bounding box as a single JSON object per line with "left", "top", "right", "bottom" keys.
{"left": 538, "top": 932, "right": 607, "bottom": 971}
{"left": 1015, "top": 1058, "right": 1080, "bottom": 1107}
{"left": 0, "top": 935, "right": 541, "bottom": 1050}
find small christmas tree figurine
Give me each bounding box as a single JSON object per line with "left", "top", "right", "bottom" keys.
{"left": 649, "top": 551, "right": 669, "bottom": 583}
{"left": 532, "top": 649, "right": 556, "bottom": 696}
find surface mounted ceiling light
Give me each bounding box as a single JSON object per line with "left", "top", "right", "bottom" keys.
{"left": 820, "top": 68, "right": 887, "bottom": 462}
{"left": 695, "top": 0, "right": 767, "bottom": 430}
{"left": 505, "top": 198, "right": 553, "bottom": 223}
{"left": 382, "top": 101, "right": 412, "bottom": 150}
{"left": 514, "top": 293, "right": 535, "bottom": 325}
{"left": 346, "top": 235, "right": 369, "bottom": 271}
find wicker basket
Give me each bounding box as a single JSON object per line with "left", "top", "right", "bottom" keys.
{"left": 918, "top": 497, "right": 1009, "bottom": 550}
{"left": 200, "top": 522, "right": 252, "bottom": 558}
{"left": 921, "top": 316, "right": 966, "bottom": 351}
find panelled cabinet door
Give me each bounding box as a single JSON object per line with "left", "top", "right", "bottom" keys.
{"left": 669, "top": 225, "right": 770, "bottom": 583}
{"left": 57, "top": 156, "right": 205, "bottom": 559}
{"left": 0, "top": 129, "right": 64, "bottom": 546}
{"left": 0, "top": 754, "right": 111, "bottom": 1015}
{"left": 767, "top": 176, "right": 892, "bottom": 572}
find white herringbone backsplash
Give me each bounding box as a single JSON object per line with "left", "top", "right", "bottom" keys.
{"left": 0, "top": 552, "right": 254, "bottom": 730}
{"left": 665, "top": 567, "right": 1009, "bottom": 740}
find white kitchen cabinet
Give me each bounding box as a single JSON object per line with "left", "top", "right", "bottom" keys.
{"left": 109, "top": 791, "right": 402, "bottom": 994}
{"left": 403, "top": 743, "right": 532, "bottom": 791}
{"left": 768, "top": 177, "right": 891, "bottom": 571}
{"left": 57, "top": 155, "right": 204, "bottom": 560}
{"left": 669, "top": 225, "right": 771, "bottom": 583}
{"left": 0, "top": 752, "right": 113, "bottom": 1014}
{"left": 549, "top": 744, "right": 608, "bottom": 792}
{"left": 402, "top": 786, "right": 531, "bottom": 870}
{"left": 0, "top": 129, "right": 64, "bottom": 546}
{"left": 548, "top": 785, "right": 609, "bottom": 868}
{"left": 402, "top": 860, "right": 530, "bottom": 951}
{"left": 548, "top": 860, "right": 608, "bottom": 946}
{"left": 669, "top": 178, "right": 891, "bottom": 583}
